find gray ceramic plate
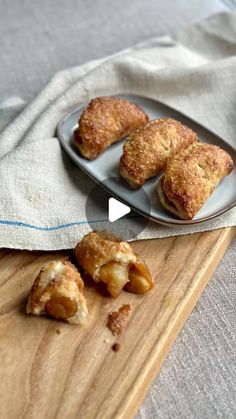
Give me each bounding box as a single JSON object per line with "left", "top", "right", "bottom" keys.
{"left": 57, "top": 95, "right": 236, "bottom": 226}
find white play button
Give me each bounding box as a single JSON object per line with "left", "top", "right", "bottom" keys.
{"left": 108, "top": 197, "right": 131, "bottom": 222}
{"left": 85, "top": 176, "right": 150, "bottom": 240}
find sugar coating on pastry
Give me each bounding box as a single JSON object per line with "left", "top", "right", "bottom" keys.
{"left": 75, "top": 230, "right": 154, "bottom": 297}
{"left": 74, "top": 96, "right": 149, "bottom": 159}
{"left": 120, "top": 118, "right": 198, "bottom": 188}
{"left": 158, "top": 142, "right": 233, "bottom": 220}
{"left": 26, "top": 260, "right": 88, "bottom": 324}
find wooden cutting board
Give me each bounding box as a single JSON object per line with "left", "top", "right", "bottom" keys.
{"left": 0, "top": 226, "right": 235, "bottom": 419}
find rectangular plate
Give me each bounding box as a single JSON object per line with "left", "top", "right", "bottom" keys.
{"left": 57, "top": 95, "right": 236, "bottom": 226}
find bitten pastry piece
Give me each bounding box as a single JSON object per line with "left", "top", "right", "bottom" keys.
{"left": 74, "top": 96, "right": 148, "bottom": 159}
{"left": 75, "top": 231, "right": 153, "bottom": 297}
{"left": 26, "top": 260, "right": 88, "bottom": 324}
{"left": 120, "top": 118, "right": 197, "bottom": 188}
{"left": 157, "top": 143, "right": 233, "bottom": 220}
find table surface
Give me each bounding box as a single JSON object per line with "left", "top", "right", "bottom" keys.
{"left": 0, "top": 1, "right": 235, "bottom": 418}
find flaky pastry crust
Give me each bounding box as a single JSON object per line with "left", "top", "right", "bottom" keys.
{"left": 120, "top": 118, "right": 198, "bottom": 188}
{"left": 26, "top": 260, "right": 88, "bottom": 324}
{"left": 157, "top": 143, "right": 233, "bottom": 219}
{"left": 74, "top": 96, "right": 148, "bottom": 159}
{"left": 75, "top": 231, "right": 153, "bottom": 297}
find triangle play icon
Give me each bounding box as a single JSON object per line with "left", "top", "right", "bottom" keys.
{"left": 108, "top": 198, "right": 131, "bottom": 222}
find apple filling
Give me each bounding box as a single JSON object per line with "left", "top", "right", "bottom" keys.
{"left": 126, "top": 260, "right": 154, "bottom": 294}
{"left": 99, "top": 261, "right": 129, "bottom": 297}
{"left": 99, "top": 259, "right": 153, "bottom": 297}
{"left": 45, "top": 296, "right": 79, "bottom": 321}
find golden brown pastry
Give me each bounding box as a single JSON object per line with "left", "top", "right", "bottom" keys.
{"left": 26, "top": 260, "right": 88, "bottom": 324}
{"left": 120, "top": 118, "right": 198, "bottom": 188}
{"left": 157, "top": 143, "right": 233, "bottom": 220}
{"left": 75, "top": 230, "right": 153, "bottom": 297}
{"left": 74, "top": 96, "right": 149, "bottom": 159}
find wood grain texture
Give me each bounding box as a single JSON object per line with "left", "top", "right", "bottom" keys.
{"left": 0, "top": 227, "right": 235, "bottom": 419}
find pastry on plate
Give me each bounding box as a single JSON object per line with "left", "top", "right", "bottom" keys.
{"left": 74, "top": 96, "right": 148, "bottom": 159}
{"left": 75, "top": 230, "right": 153, "bottom": 297}
{"left": 157, "top": 143, "right": 233, "bottom": 220}
{"left": 120, "top": 118, "right": 198, "bottom": 188}
{"left": 26, "top": 260, "right": 88, "bottom": 324}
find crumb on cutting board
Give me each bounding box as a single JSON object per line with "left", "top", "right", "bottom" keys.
{"left": 112, "top": 343, "right": 121, "bottom": 352}
{"left": 107, "top": 304, "right": 131, "bottom": 336}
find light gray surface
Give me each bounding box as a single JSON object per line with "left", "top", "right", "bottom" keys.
{"left": 0, "top": 0, "right": 228, "bottom": 102}
{"left": 0, "top": 1, "right": 235, "bottom": 418}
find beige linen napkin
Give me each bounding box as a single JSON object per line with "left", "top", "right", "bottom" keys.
{"left": 0, "top": 12, "right": 235, "bottom": 250}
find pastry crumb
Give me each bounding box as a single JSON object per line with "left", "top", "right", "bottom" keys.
{"left": 56, "top": 328, "right": 61, "bottom": 335}
{"left": 107, "top": 304, "right": 131, "bottom": 336}
{"left": 112, "top": 343, "right": 121, "bottom": 352}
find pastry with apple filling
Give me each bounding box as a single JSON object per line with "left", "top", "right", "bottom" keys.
{"left": 74, "top": 96, "right": 148, "bottom": 159}
{"left": 27, "top": 260, "right": 88, "bottom": 324}
{"left": 75, "top": 230, "right": 153, "bottom": 297}
{"left": 157, "top": 143, "right": 233, "bottom": 220}
{"left": 120, "top": 118, "right": 197, "bottom": 188}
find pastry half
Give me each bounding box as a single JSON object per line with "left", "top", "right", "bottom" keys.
{"left": 74, "top": 96, "right": 148, "bottom": 159}
{"left": 75, "top": 230, "right": 153, "bottom": 297}
{"left": 157, "top": 143, "right": 233, "bottom": 220}
{"left": 27, "top": 260, "right": 88, "bottom": 324}
{"left": 120, "top": 118, "right": 198, "bottom": 188}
